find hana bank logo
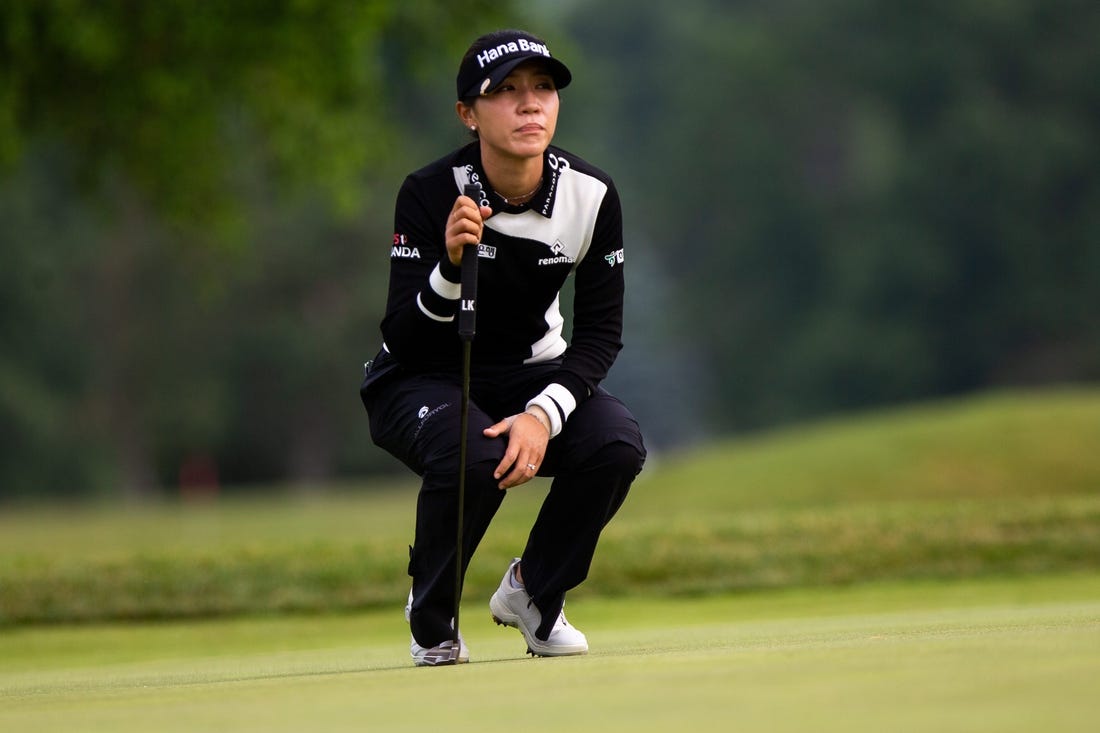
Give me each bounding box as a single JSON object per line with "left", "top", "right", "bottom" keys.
{"left": 476, "top": 38, "right": 551, "bottom": 68}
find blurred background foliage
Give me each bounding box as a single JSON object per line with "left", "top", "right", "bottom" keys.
{"left": 1, "top": 0, "right": 1097, "bottom": 500}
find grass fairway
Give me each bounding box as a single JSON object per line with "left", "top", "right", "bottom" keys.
{"left": 2, "top": 388, "right": 1098, "bottom": 730}
{"left": 4, "top": 388, "right": 1099, "bottom": 625}
{"left": 2, "top": 573, "right": 1097, "bottom": 733}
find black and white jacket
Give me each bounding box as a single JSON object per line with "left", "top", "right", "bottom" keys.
{"left": 368, "top": 141, "right": 626, "bottom": 437}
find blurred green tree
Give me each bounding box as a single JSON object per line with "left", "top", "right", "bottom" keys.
{"left": 0, "top": 1, "right": 516, "bottom": 496}
{"left": 6, "top": 0, "right": 1097, "bottom": 496}
{"left": 561, "top": 0, "right": 1100, "bottom": 433}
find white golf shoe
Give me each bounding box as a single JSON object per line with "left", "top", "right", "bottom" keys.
{"left": 488, "top": 558, "right": 588, "bottom": 657}
{"left": 406, "top": 590, "right": 469, "bottom": 666}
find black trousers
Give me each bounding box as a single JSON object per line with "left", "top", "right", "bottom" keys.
{"left": 362, "top": 360, "right": 646, "bottom": 648}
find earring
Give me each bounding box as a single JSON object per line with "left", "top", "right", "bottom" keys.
{"left": 469, "top": 125, "right": 476, "bottom": 131}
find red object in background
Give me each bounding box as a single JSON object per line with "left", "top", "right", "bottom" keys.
{"left": 178, "top": 453, "right": 220, "bottom": 501}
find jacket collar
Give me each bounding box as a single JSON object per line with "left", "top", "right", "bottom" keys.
{"left": 457, "top": 143, "right": 559, "bottom": 219}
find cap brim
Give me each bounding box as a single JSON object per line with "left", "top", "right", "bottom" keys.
{"left": 463, "top": 56, "right": 572, "bottom": 99}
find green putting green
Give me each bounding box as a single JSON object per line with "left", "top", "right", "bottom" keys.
{"left": 3, "top": 573, "right": 1097, "bottom": 733}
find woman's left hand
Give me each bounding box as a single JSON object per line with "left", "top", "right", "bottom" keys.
{"left": 483, "top": 410, "right": 551, "bottom": 489}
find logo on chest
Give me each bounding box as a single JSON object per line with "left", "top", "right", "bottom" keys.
{"left": 539, "top": 238, "right": 575, "bottom": 266}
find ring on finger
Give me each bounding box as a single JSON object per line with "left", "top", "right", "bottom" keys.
{"left": 526, "top": 463, "right": 537, "bottom": 471}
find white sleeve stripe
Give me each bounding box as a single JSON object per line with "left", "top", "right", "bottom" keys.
{"left": 430, "top": 264, "right": 461, "bottom": 300}
{"left": 526, "top": 383, "right": 577, "bottom": 439}
{"left": 543, "top": 382, "right": 577, "bottom": 418}
{"left": 417, "top": 293, "right": 454, "bottom": 322}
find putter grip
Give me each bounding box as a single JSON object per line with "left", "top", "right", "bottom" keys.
{"left": 459, "top": 183, "right": 481, "bottom": 339}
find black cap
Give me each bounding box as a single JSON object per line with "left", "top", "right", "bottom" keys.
{"left": 456, "top": 30, "right": 572, "bottom": 100}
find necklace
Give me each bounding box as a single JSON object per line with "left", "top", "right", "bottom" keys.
{"left": 496, "top": 177, "right": 543, "bottom": 205}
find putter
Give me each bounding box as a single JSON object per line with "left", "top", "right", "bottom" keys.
{"left": 451, "top": 182, "right": 482, "bottom": 661}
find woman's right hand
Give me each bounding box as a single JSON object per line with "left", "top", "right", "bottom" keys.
{"left": 445, "top": 195, "right": 493, "bottom": 266}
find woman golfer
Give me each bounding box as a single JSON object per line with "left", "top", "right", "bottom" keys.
{"left": 360, "top": 29, "right": 646, "bottom": 666}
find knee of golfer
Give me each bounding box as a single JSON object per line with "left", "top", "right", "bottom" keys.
{"left": 611, "top": 439, "right": 647, "bottom": 477}
{"left": 584, "top": 439, "right": 646, "bottom": 482}
{"left": 580, "top": 440, "right": 645, "bottom": 520}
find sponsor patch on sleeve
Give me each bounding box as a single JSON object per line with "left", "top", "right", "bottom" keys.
{"left": 391, "top": 233, "right": 421, "bottom": 259}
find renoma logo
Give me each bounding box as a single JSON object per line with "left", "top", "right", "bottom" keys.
{"left": 392, "top": 233, "right": 420, "bottom": 259}
{"left": 539, "top": 238, "right": 574, "bottom": 266}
